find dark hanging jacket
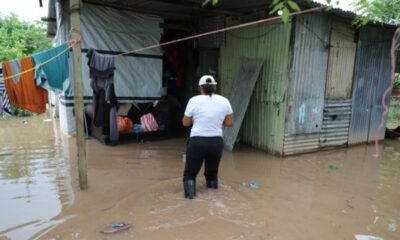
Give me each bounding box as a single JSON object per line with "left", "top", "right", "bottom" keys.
{"left": 87, "top": 49, "right": 119, "bottom": 144}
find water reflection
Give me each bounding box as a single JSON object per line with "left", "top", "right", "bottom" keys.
{"left": 0, "top": 116, "right": 73, "bottom": 240}
{"left": 366, "top": 145, "right": 400, "bottom": 237}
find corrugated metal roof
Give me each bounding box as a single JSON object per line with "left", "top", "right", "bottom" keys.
{"left": 82, "top": 0, "right": 274, "bottom": 19}
{"left": 286, "top": 13, "right": 331, "bottom": 135}
{"left": 220, "top": 21, "right": 292, "bottom": 154}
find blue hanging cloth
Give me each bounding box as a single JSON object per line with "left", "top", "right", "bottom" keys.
{"left": 32, "top": 43, "right": 70, "bottom": 92}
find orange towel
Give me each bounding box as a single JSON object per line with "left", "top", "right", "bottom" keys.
{"left": 3, "top": 57, "right": 48, "bottom": 113}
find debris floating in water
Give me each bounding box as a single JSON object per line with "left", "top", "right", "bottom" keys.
{"left": 384, "top": 146, "right": 395, "bottom": 151}
{"left": 249, "top": 181, "right": 259, "bottom": 189}
{"left": 388, "top": 223, "right": 397, "bottom": 232}
{"left": 0, "top": 152, "right": 12, "bottom": 157}
{"left": 328, "top": 164, "right": 339, "bottom": 171}
{"left": 354, "top": 234, "right": 384, "bottom": 240}
{"left": 101, "top": 223, "right": 131, "bottom": 234}
{"left": 241, "top": 181, "right": 259, "bottom": 189}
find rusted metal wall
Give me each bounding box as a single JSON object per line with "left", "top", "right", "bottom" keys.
{"left": 283, "top": 13, "right": 331, "bottom": 155}
{"left": 368, "top": 38, "right": 392, "bottom": 142}
{"left": 319, "top": 21, "right": 356, "bottom": 148}
{"left": 220, "top": 22, "right": 292, "bottom": 154}
{"left": 349, "top": 27, "right": 393, "bottom": 144}
{"left": 320, "top": 99, "right": 352, "bottom": 148}
{"left": 325, "top": 22, "right": 356, "bottom": 99}
{"left": 286, "top": 13, "right": 331, "bottom": 135}
{"left": 283, "top": 133, "right": 320, "bottom": 155}
{"left": 199, "top": 15, "right": 225, "bottom": 49}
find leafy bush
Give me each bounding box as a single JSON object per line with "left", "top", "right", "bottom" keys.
{"left": 395, "top": 74, "right": 400, "bottom": 88}
{"left": 11, "top": 106, "right": 33, "bottom": 117}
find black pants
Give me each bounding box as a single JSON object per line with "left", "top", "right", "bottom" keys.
{"left": 183, "top": 136, "right": 223, "bottom": 182}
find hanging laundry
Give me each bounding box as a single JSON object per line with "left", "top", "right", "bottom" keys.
{"left": 32, "top": 43, "right": 70, "bottom": 92}
{"left": 2, "top": 57, "right": 48, "bottom": 113}
{"left": 0, "top": 94, "right": 3, "bottom": 115}
{"left": 87, "top": 49, "right": 119, "bottom": 144}
{"left": 0, "top": 82, "right": 12, "bottom": 115}
{"left": 8, "top": 60, "right": 21, "bottom": 85}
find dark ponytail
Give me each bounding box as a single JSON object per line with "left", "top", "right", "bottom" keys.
{"left": 202, "top": 84, "right": 216, "bottom": 97}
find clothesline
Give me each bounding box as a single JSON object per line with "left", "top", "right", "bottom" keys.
{"left": 0, "top": 6, "right": 325, "bottom": 83}
{"left": 0, "top": 40, "right": 79, "bottom": 83}
{"left": 117, "top": 6, "right": 325, "bottom": 56}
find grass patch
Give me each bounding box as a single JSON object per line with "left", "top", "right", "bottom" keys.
{"left": 387, "top": 100, "right": 400, "bottom": 128}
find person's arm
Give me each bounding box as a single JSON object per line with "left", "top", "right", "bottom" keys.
{"left": 223, "top": 99, "right": 234, "bottom": 127}
{"left": 182, "top": 116, "right": 193, "bottom": 127}
{"left": 182, "top": 98, "right": 194, "bottom": 127}
{"left": 223, "top": 114, "right": 234, "bottom": 127}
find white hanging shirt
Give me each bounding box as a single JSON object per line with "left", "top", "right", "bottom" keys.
{"left": 184, "top": 94, "right": 233, "bottom": 137}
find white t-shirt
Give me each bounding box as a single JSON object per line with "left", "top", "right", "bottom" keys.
{"left": 184, "top": 94, "right": 233, "bottom": 137}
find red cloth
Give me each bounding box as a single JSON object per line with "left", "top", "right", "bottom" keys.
{"left": 117, "top": 116, "right": 133, "bottom": 134}
{"left": 3, "top": 57, "right": 48, "bottom": 113}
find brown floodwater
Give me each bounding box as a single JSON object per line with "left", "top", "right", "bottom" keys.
{"left": 0, "top": 116, "right": 399, "bottom": 240}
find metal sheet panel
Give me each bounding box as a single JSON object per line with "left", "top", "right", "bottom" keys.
{"left": 349, "top": 27, "right": 393, "bottom": 144}
{"left": 283, "top": 133, "right": 320, "bottom": 156}
{"left": 325, "top": 22, "right": 357, "bottom": 99}
{"left": 197, "top": 49, "right": 219, "bottom": 95}
{"left": 320, "top": 99, "right": 352, "bottom": 147}
{"left": 368, "top": 38, "right": 392, "bottom": 142}
{"left": 287, "top": 13, "right": 331, "bottom": 135}
{"left": 223, "top": 58, "right": 264, "bottom": 150}
{"left": 199, "top": 15, "right": 225, "bottom": 48}
{"left": 220, "top": 22, "right": 292, "bottom": 154}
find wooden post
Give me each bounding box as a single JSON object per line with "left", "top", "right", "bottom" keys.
{"left": 70, "top": 0, "right": 88, "bottom": 189}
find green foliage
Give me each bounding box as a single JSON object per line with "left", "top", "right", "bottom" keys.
{"left": 0, "top": 14, "right": 52, "bottom": 61}
{"left": 395, "top": 74, "right": 400, "bottom": 88}
{"left": 12, "top": 106, "right": 34, "bottom": 117}
{"left": 269, "top": 0, "right": 301, "bottom": 22}
{"left": 202, "top": 0, "right": 303, "bottom": 23}
{"left": 354, "top": 0, "right": 400, "bottom": 26}
{"left": 202, "top": 0, "right": 218, "bottom": 7}
{"left": 387, "top": 100, "right": 400, "bottom": 127}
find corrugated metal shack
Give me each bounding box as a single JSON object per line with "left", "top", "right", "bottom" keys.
{"left": 219, "top": 6, "right": 394, "bottom": 156}
{"left": 47, "top": 0, "right": 395, "bottom": 156}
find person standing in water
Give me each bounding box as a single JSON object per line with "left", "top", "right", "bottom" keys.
{"left": 182, "top": 75, "right": 234, "bottom": 199}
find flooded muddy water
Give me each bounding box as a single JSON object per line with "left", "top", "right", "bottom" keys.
{"left": 0, "top": 116, "right": 73, "bottom": 240}
{"left": 0, "top": 116, "right": 399, "bottom": 240}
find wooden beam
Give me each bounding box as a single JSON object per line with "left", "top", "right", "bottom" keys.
{"left": 41, "top": 17, "right": 56, "bottom": 22}
{"left": 70, "top": 0, "right": 88, "bottom": 190}
{"left": 83, "top": 0, "right": 194, "bottom": 21}
{"left": 149, "top": 0, "right": 241, "bottom": 16}
{"left": 159, "top": 23, "right": 194, "bottom": 32}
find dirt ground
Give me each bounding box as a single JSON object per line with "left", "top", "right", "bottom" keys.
{"left": 0, "top": 116, "right": 399, "bottom": 240}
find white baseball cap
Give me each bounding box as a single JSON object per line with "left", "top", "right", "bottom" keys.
{"left": 198, "top": 75, "right": 217, "bottom": 86}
